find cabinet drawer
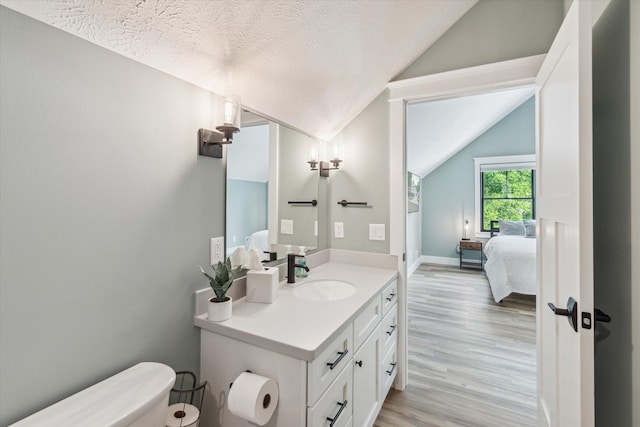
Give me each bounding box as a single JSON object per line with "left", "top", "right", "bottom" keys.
{"left": 381, "top": 280, "right": 398, "bottom": 317}
{"left": 307, "top": 362, "right": 353, "bottom": 427}
{"left": 381, "top": 344, "right": 397, "bottom": 398}
{"left": 308, "top": 324, "right": 353, "bottom": 405}
{"left": 353, "top": 297, "right": 382, "bottom": 351}
{"left": 380, "top": 303, "right": 398, "bottom": 355}
{"left": 460, "top": 240, "right": 482, "bottom": 251}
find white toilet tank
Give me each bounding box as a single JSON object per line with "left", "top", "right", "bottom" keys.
{"left": 11, "top": 362, "right": 176, "bottom": 427}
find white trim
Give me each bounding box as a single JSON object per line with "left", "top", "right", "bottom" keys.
{"left": 474, "top": 154, "right": 536, "bottom": 236}
{"left": 388, "top": 55, "right": 545, "bottom": 102}
{"left": 420, "top": 256, "right": 460, "bottom": 267}
{"left": 389, "top": 97, "right": 407, "bottom": 391}
{"left": 388, "top": 55, "right": 544, "bottom": 392}
{"left": 267, "top": 123, "right": 280, "bottom": 248}
{"left": 408, "top": 257, "right": 422, "bottom": 277}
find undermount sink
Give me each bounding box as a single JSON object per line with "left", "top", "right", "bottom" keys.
{"left": 292, "top": 279, "right": 356, "bottom": 302}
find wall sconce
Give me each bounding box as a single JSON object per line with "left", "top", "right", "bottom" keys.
{"left": 309, "top": 139, "right": 343, "bottom": 177}
{"left": 199, "top": 95, "right": 241, "bottom": 158}
{"left": 462, "top": 219, "right": 470, "bottom": 240}
{"left": 308, "top": 139, "right": 319, "bottom": 170}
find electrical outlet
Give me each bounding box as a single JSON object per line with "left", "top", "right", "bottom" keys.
{"left": 334, "top": 222, "right": 344, "bottom": 238}
{"left": 210, "top": 237, "right": 224, "bottom": 265}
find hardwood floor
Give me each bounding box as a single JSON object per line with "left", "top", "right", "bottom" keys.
{"left": 374, "top": 263, "right": 536, "bottom": 427}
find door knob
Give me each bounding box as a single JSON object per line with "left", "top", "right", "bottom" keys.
{"left": 548, "top": 296, "right": 578, "bottom": 332}
{"left": 595, "top": 308, "right": 611, "bottom": 323}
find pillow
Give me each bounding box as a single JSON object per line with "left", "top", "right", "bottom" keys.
{"left": 524, "top": 219, "right": 537, "bottom": 238}
{"left": 498, "top": 220, "right": 525, "bottom": 236}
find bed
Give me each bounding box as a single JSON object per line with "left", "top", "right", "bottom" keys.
{"left": 246, "top": 229, "right": 269, "bottom": 255}
{"left": 483, "top": 220, "right": 537, "bottom": 302}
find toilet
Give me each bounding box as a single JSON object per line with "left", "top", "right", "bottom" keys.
{"left": 11, "top": 362, "right": 176, "bottom": 427}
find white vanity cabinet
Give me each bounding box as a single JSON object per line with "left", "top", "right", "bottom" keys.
{"left": 353, "top": 323, "right": 381, "bottom": 427}
{"left": 194, "top": 263, "right": 398, "bottom": 427}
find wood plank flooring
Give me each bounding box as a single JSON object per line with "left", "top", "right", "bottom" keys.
{"left": 374, "top": 263, "right": 536, "bottom": 427}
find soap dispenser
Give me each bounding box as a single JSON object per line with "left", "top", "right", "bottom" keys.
{"left": 295, "top": 246, "right": 308, "bottom": 278}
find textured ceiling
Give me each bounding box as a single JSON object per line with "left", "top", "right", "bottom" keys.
{"left": 407, "top": 87, "right": 535, "bottom": 178}
{"left": 0, "top": 0, "right": 476, "bottom": 140}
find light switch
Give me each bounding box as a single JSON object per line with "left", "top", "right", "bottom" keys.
{"left": 334, "top": 222, "right": 344, "bottom": 238}
{"left": 369, "top": 224, "right": 385, "bottom": 241}
{"left": 281, "top": 219, "right": 294, "bottom": 235}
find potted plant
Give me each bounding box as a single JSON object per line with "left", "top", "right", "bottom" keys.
{"left": 199, "top": 258, "right": 241, "bottom": 322}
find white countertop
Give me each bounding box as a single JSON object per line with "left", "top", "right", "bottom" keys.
{"left": 194, "top": 262, "right": 398, "bottom": 361}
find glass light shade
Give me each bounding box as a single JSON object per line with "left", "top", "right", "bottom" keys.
{"left": 330, "top": 139, "right": 342, "bottom": 160}
{"left": 221, "top": 95, "right": 241, "bottom": 127}
{"left": 308, "top": 140, "right": 319, "bottom": 163}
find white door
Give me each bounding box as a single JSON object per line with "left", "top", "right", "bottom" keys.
{"left": 536, "top": 1, "right": 594, "bottom": 426}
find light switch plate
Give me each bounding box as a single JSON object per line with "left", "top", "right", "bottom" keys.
{"left": 281, "top": 219, "right": 294, "bottom": 235}
{"left": 210, "top": 237, "right": 224, "bottom": 265}
{"left": 334, "top": 222, "right": 344, "bottom": 238}
{"left": 369, "top": 224, "right": 385, "bottom": 241}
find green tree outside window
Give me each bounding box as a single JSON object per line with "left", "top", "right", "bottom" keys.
{"left": 482, "top": 169, "right": 535, "bottom": 230}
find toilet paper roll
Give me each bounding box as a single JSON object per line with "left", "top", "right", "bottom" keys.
{"left": 228, "top": 372, "right": 279, "bottom": 426}
{"left": 166, "top": 403, "right": 200, "bottom": 427}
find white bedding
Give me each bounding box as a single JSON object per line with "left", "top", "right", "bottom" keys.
{"left": 483, "top": 235, "right": 536, "bottom": 302}
{"left": 246, "top": 229, "right": 269, "bottom": 253}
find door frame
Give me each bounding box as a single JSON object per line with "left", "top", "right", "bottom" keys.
{"left": 387, "top": 54, "right": 545, "bottom": 390}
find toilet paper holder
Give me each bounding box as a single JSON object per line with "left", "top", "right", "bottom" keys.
{"left": 229, "top": 370, "right": 252, "bottom": 389}
{"left": 229, "top": 370, "right": 272, "bottom": 410}
{"left": 168, "top": 371, "right": 207, "bottom": 423}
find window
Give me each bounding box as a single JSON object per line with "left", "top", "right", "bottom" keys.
{"left": 474, "top": 155, "right": 536, "bottom": 235}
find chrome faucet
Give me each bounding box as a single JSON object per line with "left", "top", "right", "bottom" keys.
{"left": 287, "top": 253, "right": 309, "bottom": 283}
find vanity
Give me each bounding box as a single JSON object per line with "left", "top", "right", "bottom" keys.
{"left": 194, "top": 261, "right": 398, "bottom": 427}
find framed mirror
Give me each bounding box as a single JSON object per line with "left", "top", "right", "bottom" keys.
{"left": 226, "top": 109, "right": 323, "bottom": 268}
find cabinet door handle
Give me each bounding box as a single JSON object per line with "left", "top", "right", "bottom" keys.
{"left": 386, "top": 325, "right": 396, "bottom": 335}
{"left": 355, "top": 360, "right": 363, "bottom": 367}
{"left": 326, "top": 400, "right": 348, "bottom": 427}
{"left": 386, "top": 293, "right": 396, "bottom": 302}
{"left": 386, "top": 362, "right": 397, "bottom": 376}
{"left": 326, "top": 350, "right": 348, "bottom": 370}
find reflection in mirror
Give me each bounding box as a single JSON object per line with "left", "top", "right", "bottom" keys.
{"left": 276, "top": 126, "right": 318, "bottom": 250}
{"left": 226, "top": 110, "right": 322, "bottom": 269}
{"left": 226, "top": 111, "right": 270, "bottom": 258}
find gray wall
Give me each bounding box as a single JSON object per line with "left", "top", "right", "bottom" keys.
{"left": 277, "top": 126, "right": 318, "bottom": 248}
{"left": 632, "top": 0, "right": 640, "bottom": 423}
{"left": 226, "top": 180, "right": 268, "bottom": 249}
{"left": 329, "top": 92, "right": 390, "bottom": 253}
{"left": 395, "top": 0, "right": 564, "bottom": 79}
{"left": 421, "top": 97, "right": 535, "bottom": 259}
{"left": 592, "top": 0, "right": 632, "bottom": 425}
{"left": 329, "top": 0, "right": 562, "bottom": 255}
{"left": 0, "top": 7, "right": 224, "bottom": 426}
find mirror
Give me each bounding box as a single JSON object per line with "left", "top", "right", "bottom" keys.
{"left": 226, "top": 110, "right": 323, "bottom": 266}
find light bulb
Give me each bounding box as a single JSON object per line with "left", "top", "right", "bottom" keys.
{"left": 309, "top": 140, "right": 319, "bottom": 163}
{"left": 223, "top": 96, "right": 239, "bottom": 125}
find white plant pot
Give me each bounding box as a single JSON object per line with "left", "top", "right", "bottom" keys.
{"left": 208, "top": 296, "right": 232, "bottom": 322}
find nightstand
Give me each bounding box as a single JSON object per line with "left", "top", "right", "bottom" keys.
{"left": 459, "top": 240, "right": 483, "bottom": 271}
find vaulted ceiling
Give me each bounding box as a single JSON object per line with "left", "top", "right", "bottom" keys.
{"left": 407, "top": 87, "right": 535, "bottom": 178}
{"left": 0, "top": 0, "right": 476, "bottom": 140}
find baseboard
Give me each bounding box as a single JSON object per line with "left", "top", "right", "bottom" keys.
{"left": 420, "top": 255, "right": 460, "bottom": 267}
{"left": 408, "top": 257, "right": 422, "bottom": 276}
